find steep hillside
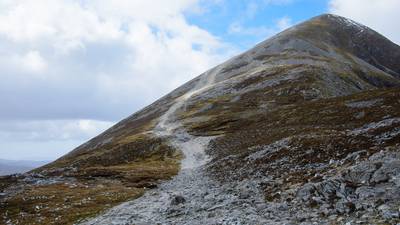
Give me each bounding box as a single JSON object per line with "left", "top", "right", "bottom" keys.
{"left": 1, "top": 14, "right": 400, "bottom": 224}
{"left": 41, "top": 14, "right": 400, "bottom": 173}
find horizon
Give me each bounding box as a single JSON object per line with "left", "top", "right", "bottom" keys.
{"left": 1, "top": 0, "right": 400, "bottom": 161}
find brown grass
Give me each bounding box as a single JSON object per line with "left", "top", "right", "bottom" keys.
{"left": 1, "top": 181, "right": 143, "bottom": 225}
{"left": 1, "top": 145, "right": 182, "bottom": 224}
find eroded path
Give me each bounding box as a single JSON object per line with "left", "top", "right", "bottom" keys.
{"left": 79, "top": 65, "right": 266, "bottom": 224}
{"left": 80, "top": 60, "right": 299, "bottom": 224}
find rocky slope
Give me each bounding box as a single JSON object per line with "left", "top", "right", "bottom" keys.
{"left": 1, "top": 14, "right": 400, "bottom": 224}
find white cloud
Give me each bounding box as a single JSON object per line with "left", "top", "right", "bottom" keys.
{"left": 0, "top": 50, "right": 48, "bottom": 76}
{"left": 276, "top": 16, "right": 292, "bottom": 31}
{"left": 0, "top": 119, "right": 114, "bottom": 160}
{"left": 20, "top": 51, "right": 48, "bottom": 73}
{"left": 0, "top": 0, "right": 233, "bottom": 160}
{"left": 0, "top": 0, "right": 227, "bottom": 120}
{"left": 0, "top": 119, "right": 114, "bottom": 142}
{"left": 0, "top": 1, "right": 122, "bottom": 53}
{"left": 329, "top": 0, "right": 400, "bottom": 44}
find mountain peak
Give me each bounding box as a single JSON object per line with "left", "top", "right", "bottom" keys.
{"left": 295, "top": 13, "right": 372, "bottom": 37}
{"left": 283, "top": 13, "right": 400, "bottom": 78}
{"left": 314, "top": 13, "right": 367, "bottom": 30}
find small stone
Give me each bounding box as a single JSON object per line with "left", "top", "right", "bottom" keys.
{"left": 170, "top": 195, "right": 186, "bottom": 205}
{"left": 336, "top": 201, "right": 356, "bottom": 214}
{"left": 370, "top": 160, "right": 400, "bottom": 184}
{"left": 296, "top": 183, "right": 316, "bottom": 202}
{"left": 207, "top": 212, "right": 216, "bottom": 218}
{"left": 355, "top": 111, "right": 365, "bottom": 119}
{"left": 378, "top": 204, "right": 400, "bottom": 219}
{"left": 383, "top": 210, "right": 400, "bottom": 219}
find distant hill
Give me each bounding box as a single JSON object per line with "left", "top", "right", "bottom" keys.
{"left": 0, "top": 159, "right": 48, "bottom": 176}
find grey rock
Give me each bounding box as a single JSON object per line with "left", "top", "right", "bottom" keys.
{"left": 341, "top": 162, "right": 378, "bottom": 185}
{"left": 335, "top": 201, "right": 356, "bottom": 214}
{"left": 378, "top": 204, "right": 400, "bottom": 219}
{"left": 355, "top": 186, "right": 385, "bottom": 199}
{"left": 370, "top": 160, "right": 400, "bottom": 184}
{"left": 170, "top": 195, "right": 186, "bottom": 205}
{"left": 296, "top": 183, "right": 316, "bottom": 202}
{"left": 341, "top": 150, "right": 367, "bottom": 164}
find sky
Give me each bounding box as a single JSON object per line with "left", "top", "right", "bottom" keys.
{"left": 0, "top": 0, "right": 399, "bottom": 161}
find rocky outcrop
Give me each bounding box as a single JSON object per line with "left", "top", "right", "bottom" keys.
{"left": 297, "top": 151, "right": 400, "bottom": 221}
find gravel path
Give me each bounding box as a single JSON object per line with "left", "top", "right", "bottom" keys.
{"left": 79, "top": 63, "right": 273, "bottom": 225}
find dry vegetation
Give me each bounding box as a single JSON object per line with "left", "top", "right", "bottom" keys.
{"left": 183, "top": 85, "right": 400, "bottom": 202}
{"left": 1, "top": 180, "right": 143, "bottom": 225}
{"left": 0, "top": 134, "right": 182, "bottom": 224}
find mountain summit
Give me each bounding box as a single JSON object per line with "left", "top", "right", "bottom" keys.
{"left": 1, "top": 14, "right": 400, "bottom": 224}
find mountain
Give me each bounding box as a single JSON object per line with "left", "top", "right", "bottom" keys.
{"left": 1, "top": 14, "right": 400, "bottom": 224}
{"left": 0, "top": 159, "right": 48, "bottom": 176}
